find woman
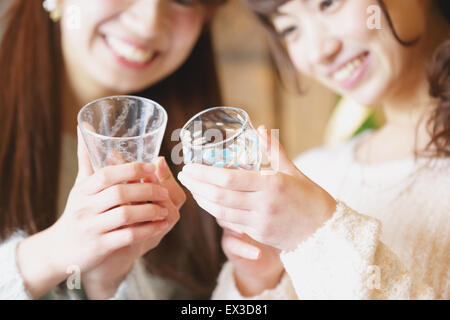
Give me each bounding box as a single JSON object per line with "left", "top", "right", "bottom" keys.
{"left": 180, "top": 0, "right": 450, "bottom": 299}
{"left": 0, "top": 0, "right": 225, "bottom": 299}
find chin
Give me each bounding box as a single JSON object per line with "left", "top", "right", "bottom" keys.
{"left": 342, "top": 79, "right": 389, "bottom": 107}
{"left": 94, "top": 73, "right": 151, "bottom": 94}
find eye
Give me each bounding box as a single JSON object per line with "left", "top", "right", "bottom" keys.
{"left": 173, "top": 0, "right": 198, "bottom": 7}
{"left": 280, "top": 25, "right": 298, "bottom": 39}
{"left": 319, "top": 0, "right": 338, "bottom": 11}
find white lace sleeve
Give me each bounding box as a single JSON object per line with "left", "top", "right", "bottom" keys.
{"left": 212, "top": 261, "right": 297, "bottom": 300}
{"left": 111, "top": 258, "right": 175, "bottom": 300}
{"left": 280, "top": 202, "right": 435, "bottom": 300}
{"left": 0, "top": 231, "right": 173, "bottom": 300}
{"left": 0, "top": 231, "right": 33, "bottom": 300}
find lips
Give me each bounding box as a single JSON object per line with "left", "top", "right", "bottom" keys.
{"left": 104, "top": 35, "right": 157, "bottom": 65}
{"left": 330, "top": 52, "right": 370, "bottom": 88}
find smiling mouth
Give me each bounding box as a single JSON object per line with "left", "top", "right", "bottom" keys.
{"left": 331, "top": 52, "right": 370, "bottom": 85}
{"left": 104, "top": 35, "right": 157, "bottom": 65}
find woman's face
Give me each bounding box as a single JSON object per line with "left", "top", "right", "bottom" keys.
{"left": 271, "top": 0, "right": 432, "bottom": 106}
{"left": 60, "top": 0, "right": 207, "bottom": 93}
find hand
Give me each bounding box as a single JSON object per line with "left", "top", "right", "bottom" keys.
{"left": 218, "top": 222, "right": 285, "bottom": 297}
{"left": 178, "top": 126, "right": 338, "bottom": 252}
{"left": 82, "top": 157, "right": 186, "bottom": 299}
{"left": 17, "top": 129, "right": 173, "bottom": 299}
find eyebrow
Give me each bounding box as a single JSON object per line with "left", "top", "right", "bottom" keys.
{"left": 271, "top": 0, "right": 308, "bottom": 18}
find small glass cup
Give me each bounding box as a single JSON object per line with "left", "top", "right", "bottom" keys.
{"left": 180, "top": 107, "right": 261, "bottom": 171}
{"left": 78, "top": 95, "right": 168, "bottom": 171}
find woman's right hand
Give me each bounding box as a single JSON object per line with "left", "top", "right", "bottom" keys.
{"left": 52, "top": 161, "right": 170, "bottom": 269}
{"left": 217, "top": 221, "right": 285, "bottom": 297}
{"left": 16, "top": 131, "right": 171, "bottom": 299}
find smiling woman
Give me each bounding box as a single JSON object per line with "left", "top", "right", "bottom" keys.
{"left": 0, "top": 0, "right": 226, "bottom": 300}
{"left": 178, "top": 0, "right": 450, "bottom": 300}
{"left": 248, "top": 0, "right": 450, "bottom": 156}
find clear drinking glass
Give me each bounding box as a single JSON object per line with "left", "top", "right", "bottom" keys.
{"left": 180, "top": 107, "right": 261, "bottom": 171}
{"left": 78, "top": 95, "right": 168, "bottom": 171}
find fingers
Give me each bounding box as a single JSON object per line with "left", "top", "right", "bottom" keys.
{"left": 152, "top": 197, "right": 180, "bottom": 228}
{"left": 180, "top": 164, "right": 263, "bottom": 192}
{"left": 193, "top": 194, "right": 253, "bottom": 226}
{"left": 101, "top": 220, "right": 169, "bottom": 253}
{"left": 222, "top": 232, "right": 261, "bottom": 260}
{"left": 178, "top": 172, "right": 255, "bottom": 210}
{"left": 106, "top": 149, "right": 126, "bottom": 166}
{"left": 79, "top": 162, "right": 157, "bottom": 195}
{"left": 155, "top": 157, "right": 186, "bottom": 209}
{"left": 98, "top": 203, "right": 168, "bottom": 233}
{"left": 216, "top": 219, "right": 246, "bottom": 235}
{"left": 93, "top": 182, "right": 169, "bottom": 213}
{"left": 76, "top": 127, "right": 95, "bottom": 183}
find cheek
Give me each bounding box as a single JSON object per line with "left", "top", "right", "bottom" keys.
{"left": 60, "top": 0, "right": 124, "bottom": 43}
{"left": 287, "top": 43, "right": 309, "bottom": 75}
{"left": 333, "top": 0, "right": 426, "bottom": 43}
{"left": 60, "top": 0, "right": 127, "bottom": 73}
{"left": 332, "top": 0, "right": 379, "bottom": 42}
{"left": 170, "top": 11, "right": 204, "bottom": 52}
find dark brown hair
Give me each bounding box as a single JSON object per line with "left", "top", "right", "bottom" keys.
{"left": 0, "top": 0, "right": 225, "bottom": 298}
{"left": 246, "top": 0, "right": 450, "bottom": 157}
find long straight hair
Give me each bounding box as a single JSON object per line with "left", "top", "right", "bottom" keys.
{"left": 246, "top": 0, "right": 450, "bottom": 157}
{"left": 0, "top": 0, "right": 225, "bottom": 298}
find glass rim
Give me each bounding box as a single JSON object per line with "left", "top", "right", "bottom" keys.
{"left": 180, "top": 106, "right": 251, "bottom": 150}
{"left": 77, "top": 95, "right": 168, "bottom": 141}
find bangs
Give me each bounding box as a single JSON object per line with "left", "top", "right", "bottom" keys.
{"left": 246, "top": 0, "right": 291, "bottom": 15}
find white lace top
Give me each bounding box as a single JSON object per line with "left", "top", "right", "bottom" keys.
{"left": 212, "top": 130, "right": 450, "bottom": 299}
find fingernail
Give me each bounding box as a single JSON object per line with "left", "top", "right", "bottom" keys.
{"left": 182, "top": 165, "right": 197, "bottom": 177}
{"left": 143, "top": 163, "right": 155, "bottom": 173}
{"left": 246, "top": 247, "right": 261, "bottom": 260}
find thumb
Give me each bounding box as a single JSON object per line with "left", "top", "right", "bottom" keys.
{"left": 154, "top": 157, "right": 186, "bottom": 209}
{"left": 257, "top": 125, "right": 302, "bottom": 178}
{"left": 76, "top": 126, "right": 94, "bottom": 183}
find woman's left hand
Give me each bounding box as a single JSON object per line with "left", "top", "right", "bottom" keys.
{"left": 178, "top": 127, "right": 337, "bottom": 252}
{"left": 82, "top": 157, "right": 186, "bottom": 299}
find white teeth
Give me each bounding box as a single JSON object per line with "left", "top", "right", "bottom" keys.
{"left": 333, "top": 54, "right": 366, "bottom": 82}
{"left": 105, "top": 36, "right": 154, "bottom": 63}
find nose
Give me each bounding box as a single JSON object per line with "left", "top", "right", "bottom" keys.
{"left": 306, "top": 28, "right": 342, "bottom": 66}
{"left": 120, "top": 0, "right": 170, "bottom": 42}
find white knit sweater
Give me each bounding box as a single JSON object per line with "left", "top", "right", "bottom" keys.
{"left": 212, "top": 130, "right": 449, "bottom": 300}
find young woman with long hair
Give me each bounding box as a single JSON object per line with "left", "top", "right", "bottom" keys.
{"left": 0, "top": 0, "right": 226, "bottom": 299}
{"left": 181, "top": 0, "right": 450, "bottom": 299}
